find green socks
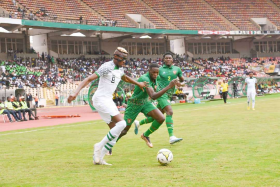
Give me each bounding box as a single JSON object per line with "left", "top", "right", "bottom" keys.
{"left": 143, "top": 120, "right": 163, "bottom": 137}
{"left": 139, "top": 117, "right": 154, "bottom": 125}
{"left": 166, "top": 115, "right": 174, "bottom": 137}
{"left": 141, "top": 115, "right": 174, "bottom": 137}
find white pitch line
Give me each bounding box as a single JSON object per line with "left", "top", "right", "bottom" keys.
{"left": 0, "top": 122, "right": 94, "bottom": 137}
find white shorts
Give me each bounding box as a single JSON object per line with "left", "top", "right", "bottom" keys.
{"left": 247, "top": 90, "right": 256, "bottom": 98}
{"left": 92, "top": 96, "right": 119, "bottom": 124}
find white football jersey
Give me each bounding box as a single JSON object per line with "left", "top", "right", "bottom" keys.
{"left": 93, "top": 60, "right": 124, "bottom": 99}
{"left": 245, "top": 77, "right": 257, "bottom": 91}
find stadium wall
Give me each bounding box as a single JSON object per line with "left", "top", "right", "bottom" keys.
{"left": 32, "top": 34, "right": 48, "bottom": 55}
{"left": 170, "top": 38, "right": 185, "bottom": 55}
{"left": 233, "top": 41, "right": 252, "bottom": 57}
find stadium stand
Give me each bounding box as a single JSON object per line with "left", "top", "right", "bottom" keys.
{"left": 1, "top": 0, "right": 23, "bottom": 18}
{"left": 2, "top": 0, "right": 280, "bottom": 30}
{"left": 204, "top": 0, "right": 280, "bottom": 30}
{"left": 142, "top": 0, "right": 237, "bottom": 30}
{"left": 14, "top": 0, "right": 99, "bottom": 24}
{"left": 82, "top": 0, "right": 173, "bottom": 29}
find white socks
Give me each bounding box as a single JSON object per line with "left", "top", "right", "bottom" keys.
{"left": 252, "top": 98, "right": 255, "bottom": 109}
{"left": 100, "top": 137, "right": 117, "bottom": 160}
{"left": 97, "top": 120, "right": 126, "bottom": 150}
{"left": 247, "top": 95, "right": 256, "bottom": 108}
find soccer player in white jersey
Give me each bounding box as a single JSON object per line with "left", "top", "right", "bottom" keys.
{"left": 68, "top": 47, "right": 147, "bottom": 165}
{"left": 245, "top": 72, "right": 258, "bottom": 110}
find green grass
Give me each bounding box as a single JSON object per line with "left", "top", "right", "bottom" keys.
{"left": 1, "top": 94, "right": 280, "bottom": 187}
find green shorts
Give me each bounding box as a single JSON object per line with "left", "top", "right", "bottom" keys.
{"left": 157, "top": 93, "right": 171, "bottom": 110}
{"left": 124, "top": 101, "right": 157, "bottom": 126}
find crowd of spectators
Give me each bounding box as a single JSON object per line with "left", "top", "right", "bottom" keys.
{"left": 0, "top": 55, "right": 279, "bottom": 90}
{"left": 97, "top": 18, "right": 117, "bottom": 27}
{"left": 0, "top": 59, "right": 67, "bottom": 89}
{"left": 192, "top": 56, "right": 280, "bottom": 78}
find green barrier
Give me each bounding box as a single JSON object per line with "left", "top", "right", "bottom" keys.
{"left": 192, "top": 77, "right": 218, "bottom": 100}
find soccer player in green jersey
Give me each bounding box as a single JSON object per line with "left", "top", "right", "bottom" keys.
{"left": 117, "top": 63, "right": 178, "bottom": 148}
{"left": 135, "top": 52, "right": 185, "bottom": 144}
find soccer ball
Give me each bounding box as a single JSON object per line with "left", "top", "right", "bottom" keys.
{"left": 157, "top": 149, "right": 173, "bottom": 166}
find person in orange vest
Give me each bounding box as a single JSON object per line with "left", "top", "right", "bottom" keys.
{"left": 55, "top": 92, "right": 59, "bottom": 106}
{"left": 34, "top": 94, "right": 39, "bottom": 108}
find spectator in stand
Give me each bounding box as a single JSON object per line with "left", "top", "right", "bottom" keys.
{"left": 29, "top": 12, "right": 34, "bottom": 20}
{"left": 14, "top": 11, "right": 18, "bottom": 19}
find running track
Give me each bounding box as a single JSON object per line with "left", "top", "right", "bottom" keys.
{"left": 0, "top": 106, "right": 102, "bottom": 132}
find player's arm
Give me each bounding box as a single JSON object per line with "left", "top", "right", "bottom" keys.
{"left": 122, "top": 75, "right": 147, "bottom": 92}
{"left": 146, "top": 79, "right": 177, "bottom": 100}
{"left": 177, "top": 68, "right": 185, "bottom": 86}
{"left": 244, "top": 78, "right": 248, "bottom": 87}
{"left": 67, "top": 73, "right": 98, "bottom": 103}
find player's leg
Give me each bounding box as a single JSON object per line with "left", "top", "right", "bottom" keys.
{"left": 96, "top": 114, "right": 126, "bottom": 164}
{"left": 93, "top": 100, "right": 126, "bottom": 164}
{"left": 134, "top": 116, "right": 155, "bottom": 135}
{"left": 141, "top": 107, "right": 165, "bottom": 148}
{"left": 105, "top": 121, "right": 117, "bottom": 155}
{"left": 118, "top": 125, "right": 132, "bottom": 141}
{"left": 119, "top": 102, "right": 141, "bottom": 140}
{"left": 158, "top": 96, "right": 183, "bottom": 144}
{"left": 135, "top": 100, "right": 165, "bottom": 134}
{"left": 247, "top": 91, "right": 251, "bottom": 110}
{"left": 251, "top": 91, "right": 256, "bottom": 110}
{"left": 222, "top": 92, "right": 227, "bottom": 104}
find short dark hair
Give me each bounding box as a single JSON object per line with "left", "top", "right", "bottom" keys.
{"left": 163, "top": 52, "right": 173, "bottom": 59}
{"left": 249, "top": 72, "right": 253, "bottom": 74}
{"left": 149, "top": 63, "right": 159, "bottom": 69}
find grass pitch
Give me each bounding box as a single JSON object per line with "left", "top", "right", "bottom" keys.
{"left": 0, "top": 94, "right": 280, "bottom": 187}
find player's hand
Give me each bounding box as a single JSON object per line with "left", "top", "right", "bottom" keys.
{"left": 169, "top": 79, "right": 178, "bottom": 88}
{"left": 68, "top": 94, "right": 77, "bottom": 103}
{"left": 138, "top": 81, "right": 148, "bottom": 92}
{"left": 175, "top": 81, "right": 182, "bottom": 87}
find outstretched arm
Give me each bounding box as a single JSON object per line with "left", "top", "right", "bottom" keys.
{"left": 122, "top": 75, "right": 148, "bottom": 91}
{"left": 179, "top": 76, "right": 184, "bottom": 82}
{"left": 68, "top": 73, "right": 98, "bottom": 103}
{"left": 146, "top": 79, "right": 177, "bottom": 100}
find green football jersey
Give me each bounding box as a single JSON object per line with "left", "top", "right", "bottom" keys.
{"left": 157, "top": 64, "right": 183, "bottom": 97}
{"left": 129, "top": 72, "right": 157, "bottom": 102}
